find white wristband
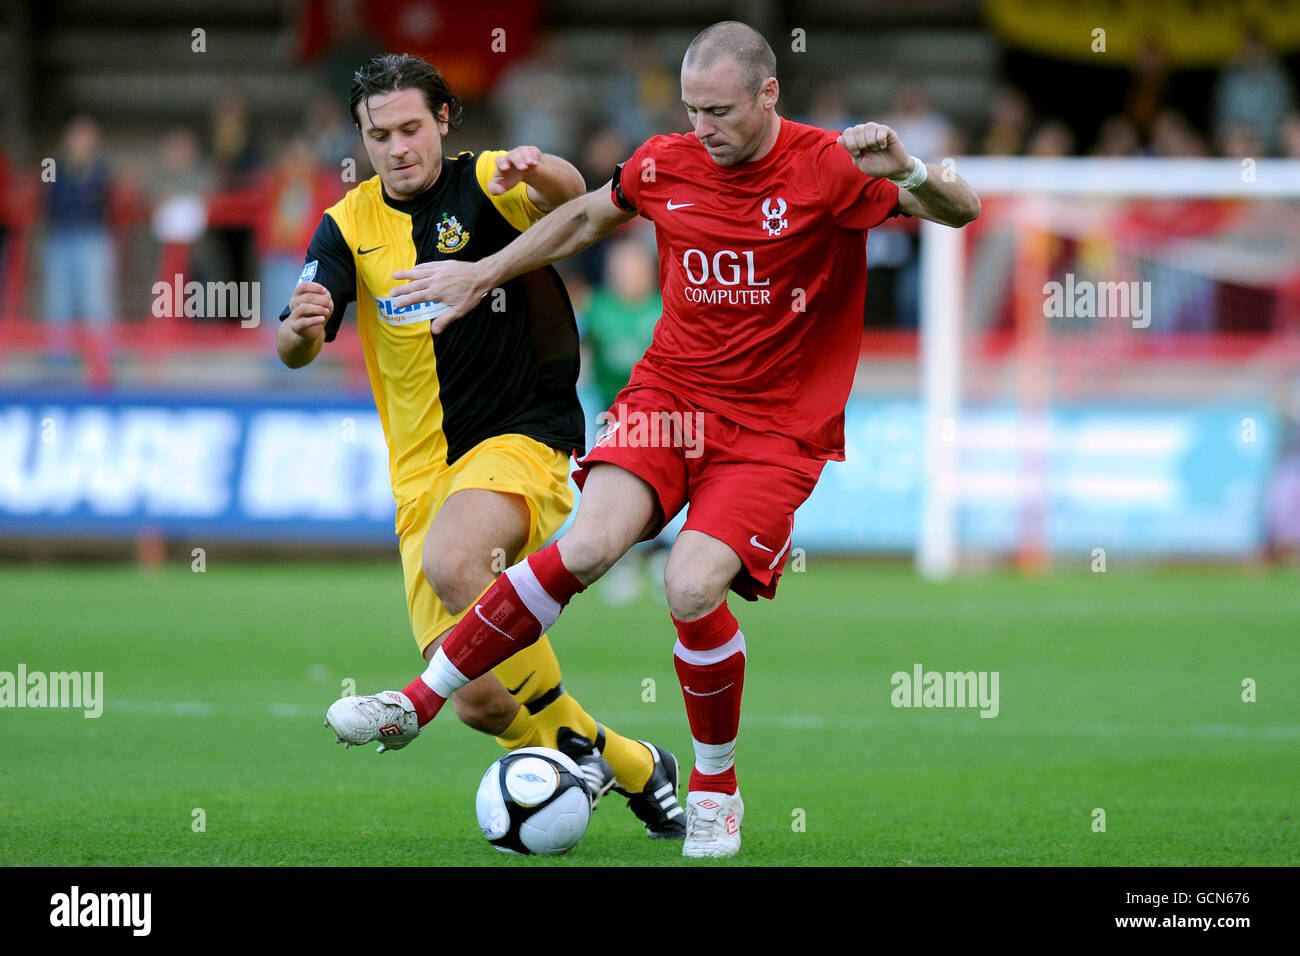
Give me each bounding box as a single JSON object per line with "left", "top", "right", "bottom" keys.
{"left": 887, "top": 155, "right": 928, "bottom": 190}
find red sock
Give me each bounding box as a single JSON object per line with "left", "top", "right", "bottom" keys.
{"left": 401, "top": 678, "right": 446, "bottom": 726}
{"left": 690, "top": 764, "right": 739, "bottom": 795}
{"left": 525, "top": 541, "right": 586, "bottom": 606}
{"left": 406, "top": 543, "right": 586, "bottom": 726}
{"left": 673, "top": 602, "right": 745, "bottom": 795}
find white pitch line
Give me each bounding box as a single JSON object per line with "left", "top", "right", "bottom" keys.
{"left": 98, "top": 701, "right": 1300, "bottom": 741}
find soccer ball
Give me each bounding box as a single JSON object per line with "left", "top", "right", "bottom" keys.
{"left": 475, "top": 747, "right": 592, "bottom": 855}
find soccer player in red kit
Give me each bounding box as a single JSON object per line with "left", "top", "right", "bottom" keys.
{"left": 327, "top": 20, "right": 980, "bottom": 857}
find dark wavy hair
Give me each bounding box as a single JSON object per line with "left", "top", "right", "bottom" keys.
{"left": 348, "top": 53, "right": 464, "bottom": 131}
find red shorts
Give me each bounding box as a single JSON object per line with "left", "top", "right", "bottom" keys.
{"left": 574, "top": 385, "right": 825, "bottom": 601}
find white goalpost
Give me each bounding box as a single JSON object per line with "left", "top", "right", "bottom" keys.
{"left": 916, "top": 157, "right": 1300, "bottom": 580}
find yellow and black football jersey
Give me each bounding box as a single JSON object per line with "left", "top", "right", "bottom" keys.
{"left": 280, "top": 151, "right": 585, "bottom": 506}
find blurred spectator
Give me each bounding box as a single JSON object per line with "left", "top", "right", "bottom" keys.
{"left": 0, "top": 147, "right": 17, "bottom": 318}
{"left": 154, "top": 128, "right": 211, "bottom": 204}
{"left": 979, "top": 85, "right": 1030, "bottom": 156}
{"left": 305, "top": 88, "right": 360, "bottom": 170}
{"left": 493, "top": 34, "right": 587, "bottom": 158}
{"left": 1090, "top": 114, "right": 1140, "bottom": 157}
{"left": 1282, "top": 112, "right": 1300, "bottom": 159}
{"left": 581, "top": 235, "right": 662, "bottom": 414}
{"left": 1129, "top": 111, "right": 1216, "bottom": 335}
{"left": 151, "top": 127, "right": 212, "bottom": 296}
{"left": 597, "top": 37, "right": 674, "bottom": 146}
{"left": 580, "top": 234, "right": 664, "bottom": 602}
{"left": 309, "top": 0, "right": 384, "bottom": 102}
{"left": 210, "top": 90, "right": 261, "bottom": 190}
{"left": 870, "top": 84, "right": 954, "bottom": 330}
{"left": 44, "top": 116, "right": 117, "bottom": 334}
{"left": 1140, "top": 256, "right": 1214, "bottom": 334}
{"left": 209, "top": 90, "right": 262, "bottom": 288}
{"left": 258, "top": 137, "right": 337, "bottom": 336}
{"left": 884, "top": 84, "right": 956, "bottom": 160}
{"left": 1212, "top": 27, "right": 1296, "bottom": 156}
{"left": 568, "top": 125, "right": 634, "bottom": 288}
{"left": 1148, "top": 109, "right": 1207, "bottom": 157}
{"left": 1218, "top": 122, "right": 1266, "bottom": 160}
{"left": 799, "top": 83, "right": 855, "bottom": 134}
{"left": 944, "top": 125, "right": 969, "bottom": 156}
{"left": 577, "top": 126, "right": 633, "bottom": 201}
{"left": 860, "top": 81, "right": 920, "bottom": 328}
{"left": 1123, "top": 37, "right": 1171, "bottom": 144}
{"left": 865, "top": 86, "right": 930, "bottom": 327}
{"left": 863, "top": 225, "right": 917, "bottom": 330}
{"left": 1025, "top": 119, "right": 1075, "bottom": 157}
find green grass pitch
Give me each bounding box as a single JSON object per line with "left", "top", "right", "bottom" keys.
{"left": 1, "top": 559, "right": 1296, "bottom": 866}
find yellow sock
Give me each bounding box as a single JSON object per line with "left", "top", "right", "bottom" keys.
{"left": 493, "top": 704, "right": 541, "bottom": 751}
{"left": 491, "top": 635, "right": 566, "bottom": 723}
{"left": 596, "top": 725, "right": 654, "bottom": 794}
{"left": 530, "top": 700, "right": 654, "bottom": 794}
{"left": 492, "top": 636, "right": 654, "bottom": 793}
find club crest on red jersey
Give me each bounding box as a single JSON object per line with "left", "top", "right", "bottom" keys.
{"left": 761, "top": 197, "right": 788, "bottom": 237}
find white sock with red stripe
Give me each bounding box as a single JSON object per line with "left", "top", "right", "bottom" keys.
{"left": 403, "top": 542, "right": 584, "bottom": 725}
{"left": 672, "top": 602, "right": 745, "bottom": 794}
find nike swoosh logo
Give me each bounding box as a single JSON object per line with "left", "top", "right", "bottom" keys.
{"left": 666, "top": 200, "right": 694, "bottom": 210}
{"left": 505, "top": 671, "right": 535, "bottom": 696}
{"left": 474, "top": 605, "right": 515, "bottom": 641}
{"left": 749, "top": 535, "right": 774, "bottom": 552}
{"left": 683, "top": 683, "right": 735, "bottom": 697}
{"left": 356, "top": 244, "right": 387, "bottom": 255}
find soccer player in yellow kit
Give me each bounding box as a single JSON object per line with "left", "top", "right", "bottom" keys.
{"left": 277, "top": 54, "right": 684, "bottom": 838}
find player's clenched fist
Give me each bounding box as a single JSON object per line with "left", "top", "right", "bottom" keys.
{"left": 487, "top": 145, "right": 542, "bottom": 196}
{"left": 837, "top": 122, "right": 912, "bottom": 180}
{"left": 285, "top": 280, "right": 333, "bottom": 340}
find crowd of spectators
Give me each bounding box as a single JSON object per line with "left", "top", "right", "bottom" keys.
{"left": 0, "top": 25, "right": 1296, "bottom": 350}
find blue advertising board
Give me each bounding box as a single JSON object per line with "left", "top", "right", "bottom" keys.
{"left": 0, "top": 392, "right": 1279, "bottom": 556}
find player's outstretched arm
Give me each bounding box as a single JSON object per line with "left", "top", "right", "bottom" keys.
{"left": 486, "top": 146, "right": 586, "bottom": 212}
{"left": 390, "top": 182, "right": 635, "bottom": 335}
{"left": 838, "top": 122, "right": 980, "bottom": 228}
{"left": 277, "top": 280, "right": 333, "bottom": 368}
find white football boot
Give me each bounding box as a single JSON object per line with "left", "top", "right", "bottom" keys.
{"left": 325, "top": 690, "right": 420, "bottom": 753}
{"left": 682, "top": 790, "right": 744, "bottom": 858}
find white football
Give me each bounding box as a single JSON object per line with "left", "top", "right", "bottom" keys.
{"left": 475, "top": 746, "right": 592, "bottom": 855}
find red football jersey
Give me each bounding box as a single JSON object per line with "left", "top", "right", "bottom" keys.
{"left": 613, "top": 118, "right": 900, "bottom": 460}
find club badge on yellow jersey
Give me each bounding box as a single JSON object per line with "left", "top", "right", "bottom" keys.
{"left": 436, "top": 213, "right": 470, "bottom": 254}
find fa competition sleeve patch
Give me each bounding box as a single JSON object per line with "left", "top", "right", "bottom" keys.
{"left": 279, "top": 213, "right": 357, "bottom": 341}
{"left": 475, "top": 151, "right": 545, "bottom": 232}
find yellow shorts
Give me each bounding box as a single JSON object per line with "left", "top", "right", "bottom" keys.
{"left": 396, "top": 433, "right": 574, "bottom": 654}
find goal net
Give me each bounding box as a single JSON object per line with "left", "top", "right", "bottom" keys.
{"left": 915, "top": 158, "right": 1300, "bottom": 578}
